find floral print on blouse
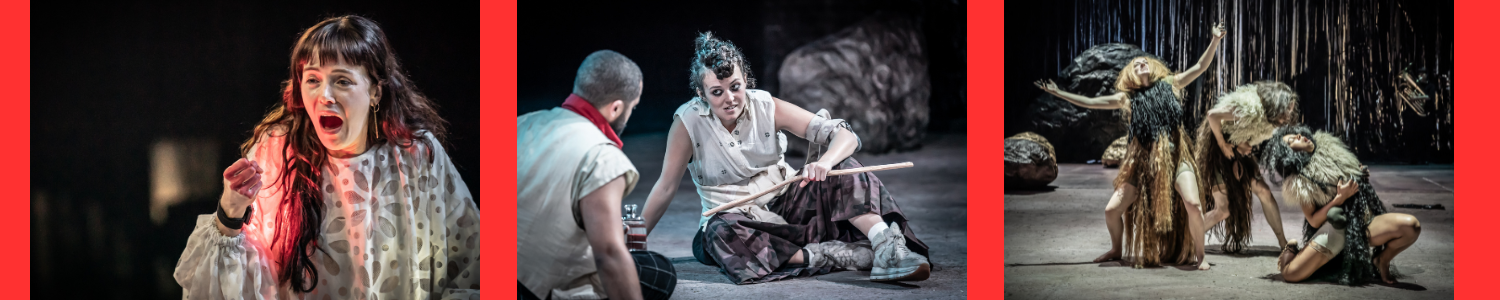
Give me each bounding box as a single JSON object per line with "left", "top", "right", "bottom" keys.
{"left": 175, "top": 130, "right": 480, "bottom": 300}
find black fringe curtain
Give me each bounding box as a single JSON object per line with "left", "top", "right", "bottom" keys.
{"left": 1041, "top": 0, "right": 1453, "bottom": 162}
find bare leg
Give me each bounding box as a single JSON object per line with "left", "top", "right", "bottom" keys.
{"left": 1176, "top": 172, "right": 1209, "bottom": 270}
{"left": 1253, "top": 180, "right": 1289, "bottom": 248}
{"left": 788, "top": 249, "right": 805, "bottom": 264}
{"left": 1197, "top": 189, "right": 1229, "bottom": 258}
{"left": 1282, "top": 242, "right": 1337, "bottom": 282}
{"left": 1368, "top": 213, "right": 1422, "bottom": 284}
{"left": 849, "top": 213, "right": 883, "bottom": 236}
{"left": 1203, "top": 189, "right": 1230, "bottom": 230}
{"left": 1097, "top": 184, "right": 1139, "bottom": 262}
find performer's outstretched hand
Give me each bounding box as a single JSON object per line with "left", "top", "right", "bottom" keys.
{"left": 799, "top": 161, "right": 833, "bottom": 188}
{"left": 220, "top": 158, "right": 263, "bottom": 212}
{"left": 1033, "top": 79, "right": 1059, "bottom": 95}
{"left": 1212, "top": 21, "right": 1228, "bottom": 39}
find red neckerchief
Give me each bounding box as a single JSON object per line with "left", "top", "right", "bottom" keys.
{"left": 561, "top": 94, "right": 624, "bottom": 149}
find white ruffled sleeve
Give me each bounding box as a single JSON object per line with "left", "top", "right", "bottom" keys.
{"left": 173, "top": 215, "right": 280, "bottom": 299}
{"left": 173, "top": 128, "right": 286, "bottom": 299}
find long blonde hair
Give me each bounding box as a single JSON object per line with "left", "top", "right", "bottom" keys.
{"left": 1115, "top": 56, "right": 1179, "bottom": 97}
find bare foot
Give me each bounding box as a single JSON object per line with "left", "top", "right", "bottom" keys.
{"left": 1379, "top": 263, "right": 1396, "bottom": 284}
{"left": 1277, "top": 248, "right": 1297, "bottom": 272}
{"left": 1197, "top": 258, "right": 1211, "bottom": 271}
{"left": 1093, "top": 249, "right": 1122, "bottom": 263}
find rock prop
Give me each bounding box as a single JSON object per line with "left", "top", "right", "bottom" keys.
{"left": 1058, "top": 43, "right": 1161, "bottom": 98}
{"left": 1021, "top": 93, "right": 1126, "bottom": 163}
{"left": 1101, "top": 136, "right": 1128, "bottom": 168}
{"left": 1006, "top": 132, "right": 1058, "bottom": 188}
{"left": 779, "top": 12, "right": 930, "bottom": 154}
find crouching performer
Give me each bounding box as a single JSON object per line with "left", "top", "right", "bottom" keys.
{"left": 1263, "top": 125, "right": 1422, "bottom": 285}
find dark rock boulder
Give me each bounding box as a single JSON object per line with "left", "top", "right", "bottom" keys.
{"left": 1021, "top": 93, "right": 1127, "bottom": 163}
{"left": 1006, "top": 132, "right": 1058, "bottom": 188}
{"left": 1059, "top": 43, "right": 1160, "bottom": 98}
{"left": 778, "top": 12, "right": 930, "bottom": 154}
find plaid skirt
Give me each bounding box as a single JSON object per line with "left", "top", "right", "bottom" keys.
{"left": 691, "top": 158, "right": 930, "bottom": 284}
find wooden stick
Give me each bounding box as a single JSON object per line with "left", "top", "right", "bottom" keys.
{"left": 701, "top": 162, "right": 914, "bottom": 216}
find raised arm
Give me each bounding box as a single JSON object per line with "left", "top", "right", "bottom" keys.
{"left": 1034, "top": 79, "right": 1127, "bottom": 110}
{"left": 642, "top": 118, "right": 694, "bottom": 234}
{"left": 175, "top": 132, "right": 282, "bottom": 299}
{"left": 1174, "top": 21, "right": 1227, "bottom": 88}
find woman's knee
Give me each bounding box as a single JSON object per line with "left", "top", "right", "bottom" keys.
{"left": 1105, "top": 189, "right": 1131, "bottom": 216}
{"left": 1381, "top": 213, "right": 1421, "bottom": 234}
{"left": 1105, "top": 202, "right": 1127, "bottom": 216}
{"left": 1398, "top": 214, "right": 1423, "bottom": 235}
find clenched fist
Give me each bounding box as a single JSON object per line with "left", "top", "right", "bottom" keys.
{"left": 220, "top": 158, "right": 263, "bottom": 217}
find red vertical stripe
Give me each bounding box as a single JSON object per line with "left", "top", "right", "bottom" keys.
{"left": 1454, "top": 0, "right": 1492, "bottom": 298}
{"left": 972, "top": 1, "right": 1003, "bottom": 298}
{"left": 481, "top": 0, "right": 518, "bottom": 297}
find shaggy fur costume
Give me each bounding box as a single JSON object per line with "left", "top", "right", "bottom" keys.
{"left": 1192, "top": 84, "right": 1286, "bottom": 253}
{"left": 1262, "top": 125, "right": 1387, "bottom": 286}
{"left": 1213, "top": 85, "right": 1280, "bottom": 146}
{"left": 1193, "top": 124, "right": 1259, "bottom": 254}
{"left": 1115, "top": 80, "right": 1195, "bottom": 267}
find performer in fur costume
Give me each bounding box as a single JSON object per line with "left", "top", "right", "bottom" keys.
{"left": 1192, "top": 81, "right": 1298, "bottom": 257}
{"left": 1034, "top": 21, "right": 1228, "bottom": 269}
{"left": 1262, "top": 125, "right": 1423, "bottom": 285}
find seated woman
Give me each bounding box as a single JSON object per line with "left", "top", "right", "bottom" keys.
{"left": 639, "top": 32, "right": 931, "bottom": 284}
{"left": 1262, "top": 125, "right": 1422, "bottom": 285}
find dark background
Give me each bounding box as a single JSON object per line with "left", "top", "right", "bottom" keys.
{"left": 1005, "top": 0, "right": 1454, "bottom": 164}
{"left": 31, "top": 2, "right": 477, "bottom": 298}
{"left": 518, "top": 0, "right": 968, "bottom": 137}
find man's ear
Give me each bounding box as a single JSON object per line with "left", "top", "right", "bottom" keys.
{"left": 606, "top": 99, "right": 626, "bottom": 120}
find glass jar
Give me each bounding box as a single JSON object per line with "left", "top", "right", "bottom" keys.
{"left": 623, "top": 204, "right": 647, "bottom": 251}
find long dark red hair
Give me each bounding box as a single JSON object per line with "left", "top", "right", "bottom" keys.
{"left": 240, "top": 15, "right": 447, "bottom": 293}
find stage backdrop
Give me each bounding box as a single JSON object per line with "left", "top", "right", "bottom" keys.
{"left": 1005, "top": 0, "right": 1454, "bottom": 164}
{"left": 517, "top": 0, "right": 967, "bottom": 153}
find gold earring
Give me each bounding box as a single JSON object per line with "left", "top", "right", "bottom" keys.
{"left": 371, "top": 102, "right": 380, "bottom": 139}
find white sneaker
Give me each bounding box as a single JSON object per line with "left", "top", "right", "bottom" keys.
{"left": 870, "top": 223, "right": 930, "bottom": 281}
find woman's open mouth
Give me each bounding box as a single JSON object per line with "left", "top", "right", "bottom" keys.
{"left": 319, "top": 115, "right": 344, "bottom": 133}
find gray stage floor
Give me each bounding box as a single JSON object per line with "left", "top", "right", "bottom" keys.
{"left": 1005, "top": 163, "right": 1454, "bottom": 299}
{"left": 620, "top": 132, "right": 969, "bottom": 299}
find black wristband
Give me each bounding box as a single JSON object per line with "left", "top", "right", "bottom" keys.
{"left": 217, "top": 201, "right": 252, "bottom": 230}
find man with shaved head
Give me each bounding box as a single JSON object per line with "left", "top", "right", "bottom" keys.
{"left": 518, "top": 50, "right": 675, "bottom": 300}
